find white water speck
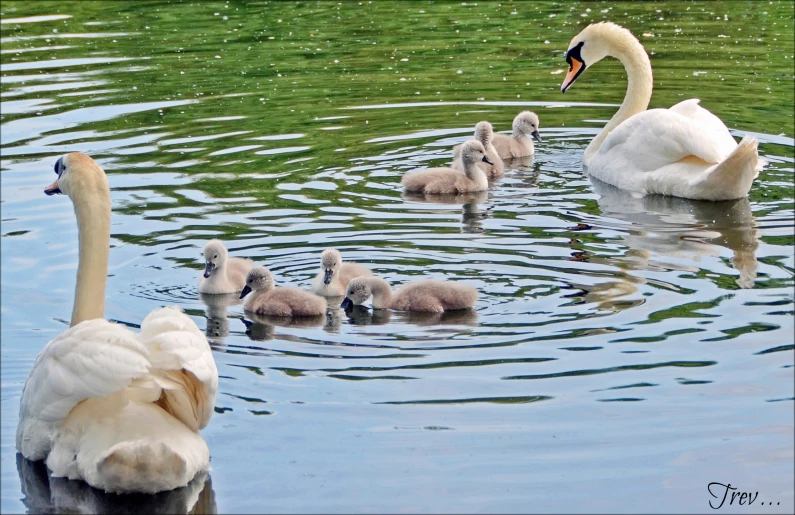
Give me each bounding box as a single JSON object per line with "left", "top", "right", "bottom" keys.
{"left": 550, "top": 69, "right": 564, "bottom": 75}
{"left": 456, "top": 70, "right": 463, "bottom": 74}
{"left": 544, "top": 40, "right": 550, "bottom": 44}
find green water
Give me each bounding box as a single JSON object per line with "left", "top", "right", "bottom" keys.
{"left": 1, "top": 1, "right": 793, "bottom": 513}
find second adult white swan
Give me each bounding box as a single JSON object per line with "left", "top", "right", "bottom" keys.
{"left": 16, "top": 153, "right": 218, "bottom": 494}
{"left": 561, "top": 22, "right": 764, "bottom": 201}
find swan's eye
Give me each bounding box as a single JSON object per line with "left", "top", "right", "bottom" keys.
{"left": 53, "top": 157, "right": 65, "bottom": 176}
{"left": 214, "top": 254, "right": 218, "bottom": 259}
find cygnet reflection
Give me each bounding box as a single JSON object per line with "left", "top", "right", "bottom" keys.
{"left": 16, "top": 453, "right": 216, "bottom": 514}
{"left": 343, "top": 303, "right": 478, "bottom": 326}
{"left": 402, "top": 190, "right": 491, "bottom": 233}
{"left": 199, "top": 292, "right": 242, "bottom": 341}
{"left": 343, "top": 303, "right": 393, "bottom": 325}
{"left": 242, "top": 310, "right": 326, "bottom": 342}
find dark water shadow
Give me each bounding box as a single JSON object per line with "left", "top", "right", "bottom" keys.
{"left": 590, "top": 178, "right": 760, "bottom": 288}
{"left": 16, "top": 453, "right": 216, "bottom": 514}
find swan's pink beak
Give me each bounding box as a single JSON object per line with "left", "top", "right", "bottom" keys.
{"left": 561, "top": 57, "right": 584, "bottom": 93}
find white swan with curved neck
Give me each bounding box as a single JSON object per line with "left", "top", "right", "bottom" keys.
{"left": 16, "top": 153, "right": 218, "bottom": 494}
{"left": 561, "top": 22, "right": 764, "bottom": 201}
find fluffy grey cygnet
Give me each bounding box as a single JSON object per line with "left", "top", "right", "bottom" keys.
{"left": 402, "top": 140, "right": 492, "bottom": 194}
{"left": 240, "top": 266, "right": 327, "bottom": 317}
{"left": 341, "top": 276, "right": 478, "bottom": 313}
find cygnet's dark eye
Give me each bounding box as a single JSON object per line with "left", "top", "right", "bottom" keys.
{"left": 214, "top": 254, "right": 218, "bottom": 258}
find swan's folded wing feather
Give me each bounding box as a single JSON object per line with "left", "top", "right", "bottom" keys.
{"left": 668, "top": 99, "right": 737, "bottom": 158}
{"left": 597, "top": 108, "right": 737, "bottom": 172}
{"left": 139, "top": 307, "right": 218, "bottom": 431}
{"left": 17, "top": 319, "right": 150, "bottom": 459}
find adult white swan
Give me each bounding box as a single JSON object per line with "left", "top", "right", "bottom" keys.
{"left": 16, "top": 152, "right": 218, "bottom": 494}
{"left": 561, "top": 21, "right": 764, "bottom": 201}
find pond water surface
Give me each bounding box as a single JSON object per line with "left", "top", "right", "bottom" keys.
{"left": 1, "top": 1, "right": 793, "bottom": 513}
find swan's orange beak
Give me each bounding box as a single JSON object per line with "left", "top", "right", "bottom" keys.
{"left": 561, "top": 57, "right": 584, "bottom": 93}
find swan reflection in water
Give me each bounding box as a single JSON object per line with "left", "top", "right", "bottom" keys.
{"left": 17, "top": 453, "right": 216, "bottom": 514}
{"left": 588, "top": 179, "right": 760, "bottom": 288}
{"left": 343, "top": 303, "right": 478, "bottom": 326}
{"left": 198, "top": 292, "right": 242, "bottom": 342}
{"left": 402, "top": 190, "right": 491, "bottom": 234}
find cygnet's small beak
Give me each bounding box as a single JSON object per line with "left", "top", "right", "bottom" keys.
{"left": 531, "top": 130, "right": 542, "bottom": 143}
{"left": 239, "top": 285, "right": 252, "bottom": 299}
{"left": 340, "top": 297, "right": 353, "bottom": 309}
{"left": 203, "top": 262, "right": 215, "bottom": 278}
{"left": 44, "top": 180, "right": 61, "bottom": 196}
{"left": 323, "top": 269, "right": 333, "bottom": 285}
{"left": 482, "top": 155, "right": 494, "bottom": 165}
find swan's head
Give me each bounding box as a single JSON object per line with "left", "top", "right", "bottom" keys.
{"left": 513, "top": 111, "right": 542, "bottom": 143}
{"left": 460, "top": 140, "right": 493, "bottom": 166}
{"left": 320, "top": 248, "right": 342, "bottom": 285}
{"left": 473, "top": 121, "right": 494, "bottom": 146}
{"left": 203, "top": 239, "right": 228, "bottom": 278}
{"left": 561, "top": 22, "right": 632, "bottom": 93}
{"left": 240, "top": 266, "right": 275, "bottom": 299}
{"left": 44, "top": 152, "right": 109, "bottom": 200}
{"left": 340, "top": 276, "right": 372, "bottom": 308}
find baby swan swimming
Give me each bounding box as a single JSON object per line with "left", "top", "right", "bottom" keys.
{"left": 311, "top": 248, "right": 373, "bottom": 297}
{"left": 198, "top": 239, "right": 253, "bottom": 294}
{"left": 452, "top": 121, "right": 505, "bottom": 177}
{"left": 491, "top": 111, "right": 542, "bottom": 159}
{"left": 341, "top": 276, "right": 478, "bottom": 313}
{"left": 402, "top": 140, "right": 492, "bottom": 194}
{"left": 241, "top": 266, "right": 327, "bottom": 317}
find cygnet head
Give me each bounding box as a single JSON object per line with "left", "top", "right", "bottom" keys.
{"left": 460, "top": 140, "right": 494, "bottom": 167}
{"left": 561, "top": 22, "right": 630, "bottom": 93}
{"left": 320, "top": 248, "right": 342, "bottom": 285}
{"left": 240, "top": 266, "right": 275, "bottom": 299}
{"left": 203, "top": 239, "right": 229, "bottom": 278}
{"left": 340, "top": 276, "right": 372, "bottom": 309}
{"left": 473, "top": 121, "right": 494, "bottom": 146}
{"left": 44, "top": 152, "right": 109, "bottom": 200}
{"left": 513, "top": 111, "right": 542, "bottom": 143}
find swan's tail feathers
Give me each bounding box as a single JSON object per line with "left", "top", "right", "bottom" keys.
{"left": 703, "top": 135, "right": 761, "bottom": 200}
{"left": 96, "top": 440, "right": 188, "bottom": 494}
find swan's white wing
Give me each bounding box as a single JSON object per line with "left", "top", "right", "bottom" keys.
{"left": 17, "top": 319, "right": 150, "bottom": 460}
{"left": 668, "top": 99, "right": 737, "bottom": 158}
{"left": 138, "top": 306, "right": 218, "bottom": 431}
{"left": 596, "top": 107, "right": 737, "bottom": 172}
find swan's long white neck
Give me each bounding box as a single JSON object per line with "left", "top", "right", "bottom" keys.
{"left": 583, "top": 27, "right": 653, "bottom": 166}
{"left": 70, "top": 185, "right": 110, "bottom": 326}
